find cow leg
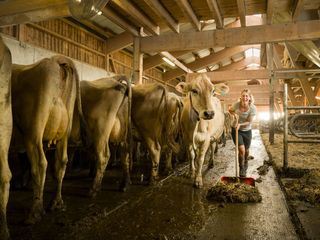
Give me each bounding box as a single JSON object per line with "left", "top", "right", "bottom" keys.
{"left": 187, "top": 145, "right": 195, "bottom": 179}
{"left": 145, "top": 139, "right": 161, "bottom": 185}
{"left": 119, "top": 143, "right": 131, "bottom": 192}
{"left": 207, "top": 142, "right": 216, "bottom": 169}
{"left": 163, "top": 149, "right": 173, "bottom": 175}
{"left": 24, "top": 140, "right": 47, "bottom": 224}
{"left": 89, "top": 142, "right": 110, "bottom": 198}
{"left": 194, "top": 141, "right": 210, "bottom": 188}
{"left": 50, "top": 136, "right": 68, "bottom": 211}
{"left": 0, "top": 149, "right": 11, "bottom": 240}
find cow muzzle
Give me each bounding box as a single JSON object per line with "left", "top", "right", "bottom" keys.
{"left": 202, "top": 110, "right": 215, "bottom": 120}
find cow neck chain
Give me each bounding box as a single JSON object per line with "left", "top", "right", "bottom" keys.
{"left": 189, "top": 93, "right": 200, "bottom": 121}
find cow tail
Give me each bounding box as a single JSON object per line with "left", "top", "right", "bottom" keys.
{"left": 163, "top": 91, "right": 181, "bottom": 155}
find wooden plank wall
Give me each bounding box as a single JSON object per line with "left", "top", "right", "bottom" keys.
{"left": 0, "top": 18, "right": 163, "bottom": 83}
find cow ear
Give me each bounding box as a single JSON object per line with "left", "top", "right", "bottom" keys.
{"left": 214, "top": 83, "right": 229, "bottom": 96}
{"left": 175, "top": 82, "right": 189, "bottom": 94}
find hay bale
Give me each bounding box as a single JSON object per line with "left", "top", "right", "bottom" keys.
{"left": 207, "top": 182, "right": 262, "bottom": 203}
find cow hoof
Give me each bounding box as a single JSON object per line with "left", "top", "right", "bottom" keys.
{"left": 193, "top": 178, "right": 203, "bottom": 188}
{"left": 88, "top": 189, "right": 98, "bottom": 199}
{"left": 49, "top": 199, "right": 66, "bottom": 212}
{"left": 0, "top": 226, "right": 10, "bottom": 240}
{"left": 119, "top": 179, "right": 131, "bottom": 192}
{"left": 207, "top": 163, "right": 214, "bottom": 169}
{"left": 163, "top": 168, "right": 173, "bottom": 176}
{"left": 25, "top": 208, "right": 45, "bottom": 225}
{"left": 148, "top": 176, "right": 158, "bottom": 186}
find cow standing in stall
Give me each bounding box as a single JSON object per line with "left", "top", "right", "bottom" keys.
{"left": 70, "top": 76, "right": 129, "bottom": 197}
{"left": 11, "top": 56, "right": 82, "bottom": 224}
{"left": 176, "top": 74, "right": 229, "bottom": 188}
{"left": 72, "top": 80, "right": 181, "bottom": 197}
{"left": 0, "top": 36, "right": 12, "bottom": 240}
{"left": 131, "top": 84, "right": 181, "bottom": 184}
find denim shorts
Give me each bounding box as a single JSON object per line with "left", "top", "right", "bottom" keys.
{"left": 231, "top": 128, "right": 252, "bottom": 149}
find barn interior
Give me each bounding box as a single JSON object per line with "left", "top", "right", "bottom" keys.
{"left": 1, "top": 0, "right": 320, "bottom": 240}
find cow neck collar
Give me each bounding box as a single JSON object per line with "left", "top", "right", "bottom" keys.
{"left": 189, "top": 93, "right": 200, "bottom": 121}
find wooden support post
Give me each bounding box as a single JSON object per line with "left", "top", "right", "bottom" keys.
{"left": 133, "top": 37, "right": 143, "bottom": 84}
{"left": 267, "top": 43, "right": 275, "bottom": 144}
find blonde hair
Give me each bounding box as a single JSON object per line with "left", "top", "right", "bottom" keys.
{"left": 240, "top": 88, "right": 254, "bottom": 104}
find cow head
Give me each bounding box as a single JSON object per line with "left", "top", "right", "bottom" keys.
{"left": 175, "top": 74, "right": 229, "bottom": 120}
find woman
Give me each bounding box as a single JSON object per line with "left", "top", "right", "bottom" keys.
{"left": 229, "top": 89, "right": 256, "bottom": 177}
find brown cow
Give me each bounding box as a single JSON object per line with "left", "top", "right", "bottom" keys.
{"left": 11, "top": 55, "right": 82, "bottom": 224}
{"left": 131, "top": 84, "right": 181, "bottom": 183}
{"left": 0, "top": 36, "right": 12, "bottom": 240}
{"left": 176, "top": 74, "right": 229, "bottom": 188}
{"left": 72, "top": 81, "right": 180, "bottom": 196}
{"left": 70, "top": 76, "right": 129, "bottom": 197}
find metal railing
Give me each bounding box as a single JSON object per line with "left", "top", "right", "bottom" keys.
{"left": 283, "top": 84, "right": 320, "bottom": 169}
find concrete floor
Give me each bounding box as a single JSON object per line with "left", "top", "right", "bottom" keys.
{"left": 8, "top": 130, "right": 299, "bottom": 240}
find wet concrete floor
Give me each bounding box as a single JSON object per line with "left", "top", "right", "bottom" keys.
{"left": 8, "top": 130, "right": 298, "bottom": 240}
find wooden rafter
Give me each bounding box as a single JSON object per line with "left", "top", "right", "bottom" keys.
{"left": 236, "top": 0, "right": 246, "bottom": 27}
{"left": 163, "top": 45, "right": 257, "bottom": 81}
{"left": 266, "top": 0, "right": 275, "bottom": 24}
{"left": 106, "top": 31, "right": 133, "bottom": 54}
{"left": 0, "top": 3, "right": 70, "bottom": 26}
{"left": 187, "top": 69, "right": 269, "bottom": 82}
{"left": 292, "top": 0, "right": 305, "bottom": 22}
{"left": 143, "top": 50, "right": 190, "bottom": 70}
{"left": 206, "top": 0, "right": 223, "bottom": 29}
{"left": 143, "top": 0, "right": 179, "bottom": 33}
{"left": 160, "top": 51, "right": 192, "bottom": 73}
{"left": 285, "top": 44, "right": 318, "bottom": 105}
{"left": 218, "top": 56, "right": 260, "bottom": 71}
{"left": 175, "top": 0, "right": 201, "bottom": 31}
{"left": 140, "top": 20, "right": 320, "bottom": 52}
{"left": 101, "top": 8, "right": 139, "bottom": 36}
{"left": 112, "top": 0, "right": 159, "bottom": 35}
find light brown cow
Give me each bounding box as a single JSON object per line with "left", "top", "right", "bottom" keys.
{"left": 176, "top": 74, "right": 229, "bottom": 188}
{"left": 131, "top": 84, "right": 181, "bottom": 183}
{"left": 72, "top": 81, "right": 181, "bottom": 196}
{"left": 70, "top": 76, "right": 129, "bottom": 197}
{"left": 11, "top": 55, "right": 81, "bottom": 224}
{"left": 0, "top": 36, "right": 12, "bottom": 240}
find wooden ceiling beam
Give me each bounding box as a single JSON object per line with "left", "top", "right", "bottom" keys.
{"left": 0, "top": 0, "right": 67, "bottom": 16}
{"left": 106, "top": 31, "right": 133, "bottom": 54}
{"left": 206, "top": 0, "right": 223, "bottom": 29}
{"left": 143, "top": 50, "right": 189, "bottom": 70}
{"left": 285, "top": 43, "right": 318, "bottom": 105}
{"left": 101, "top": 8, "right": 140, "bottom": 36}
{"left": 0, "top": 3, "right": 70, "bottom": 26}
{"left": 140, "top": 20, "right": 320, "bottom": 52}
{"left": 143, "top": 0, "right": 179, "bottom": 33}
{"left": 217, "top": 56, "right": 260, "bottom": 71}
{"left": 187, "top": 69, "right": 269, "bottom": 82}
{"left": 292, "top": 0, "right": 305, "bottom": 22}
{"left": 163, "top": 45, "right": 256, "bottom": 81}
{"left": 112, "top": 0, "right": 160, "bottom": 35}
{"left": 266, "top": 0, "right": 275, "bottom": 24}
{"left": 176, "top": 0, "right": 201, "bottom": 31}
{"left": 236, "top": 0, "right": 246, "bottom": 27}
{"left": 160, "top": 51, "right": 193, "bottom": 73}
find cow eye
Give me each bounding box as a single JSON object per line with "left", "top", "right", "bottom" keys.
{"left": 191, "top": 89, "right": 198, "bottom": 95}
{"left": 212, "top": 90, "right": 215, "bottom": 96}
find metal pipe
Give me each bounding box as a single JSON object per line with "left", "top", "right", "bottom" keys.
{"left": 288, "top": 140, "right": 320, "bottom": 143}
{"left": 287, "top": 106, "right": 320, "bottom": 110}
{"left": 274, "top": 69, "right": 320, "bottom": 74}
{"left": 283, "top": 84, "right": 288, "bottom": 169}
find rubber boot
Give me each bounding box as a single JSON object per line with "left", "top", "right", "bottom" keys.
{"left": 239, "top": 156, "right": 246, "bottom": 177}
